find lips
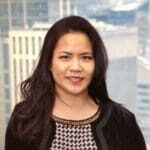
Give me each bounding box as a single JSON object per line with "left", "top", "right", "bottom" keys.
{"left": 67, "top": 76, "right": 84, "bottom": 84}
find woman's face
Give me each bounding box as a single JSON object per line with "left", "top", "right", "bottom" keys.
{"left": 50, "top": 32, "right": 95, "bottom": 96}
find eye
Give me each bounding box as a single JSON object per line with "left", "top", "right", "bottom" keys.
{"left": 59, "top": 55, "right": 70, "bottom": 60}
{"left": 81, "top": 55, "right": 93, "bottom": 61}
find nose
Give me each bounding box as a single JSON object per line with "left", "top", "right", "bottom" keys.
{"left": 69, "top": 58, "right": 82, "bottom": 72}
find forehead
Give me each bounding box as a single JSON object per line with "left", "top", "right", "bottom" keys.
{"left": 54, "top": 32, "right": 93, "bottom": 53}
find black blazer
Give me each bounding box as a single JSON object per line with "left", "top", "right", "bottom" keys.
{"left": 5, "top": 101, "right": 146, "bottom": 150}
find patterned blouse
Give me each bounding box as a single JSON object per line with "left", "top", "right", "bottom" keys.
{"left": 50, "top": 108, "right": 100, "bottom": 150}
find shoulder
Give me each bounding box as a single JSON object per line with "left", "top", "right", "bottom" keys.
{"left": 5, "top": 101, "right": 26, "bottom": 130}
{"left": 108, "top": 101, "right": 146, "bottom": 149}
{"left": 99, "top": 101, "right": 137, "bottom": 130}
{"left": 5, "top": 127, "right": 36, "bottom": 150}
{"left": 108, "top": 101, "right": 135, "bottom": 121}
{"left": 95, "top": 100, "right": 135, "bottom": 129}
{"left": 5, "top": 101, "right": 26, "bottom": 142}
{"left": 7, "top": 101, "right": 26, "bottom": 129}
{"left": 6, "top": 100, "right": 28, "bottom": 138}
{"left": 105, "top": 101, "right": 145, "bottom": 140}
{"left": 101, "top": 101, "right": 146, "bottom": 149}
{"left": 5, "top": 101, "right": 36, "bottom": 150}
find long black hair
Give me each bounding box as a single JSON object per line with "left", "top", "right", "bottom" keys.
{"left": 8, "top": 16, "right": 110, "bottom": 144}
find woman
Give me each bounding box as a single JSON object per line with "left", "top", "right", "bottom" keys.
{"left": 5, "top": 16, "right": 146, "bottom": 150}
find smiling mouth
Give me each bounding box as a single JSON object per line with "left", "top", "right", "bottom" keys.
{"left": 67, "top": 76, "right": 84, "bottom": 84}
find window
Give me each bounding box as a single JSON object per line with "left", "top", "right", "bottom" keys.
{"left": 32, "top": 37, "right": 35, "bottom": 54}
{"left": 0, "top": 3, "right": 8, "bottom": 16}
{"left": 4, "top": 88, "right": 10, "bottom": 99}
{"left": 13, "top": 59, "right": 17, "bottom": 89}
{"left": 19, "top": 59, "right": 23, "bottom": 81}
{"left": 19, "top": 37, "right": 22, "bottom": 54}
{"left": 2, "top": 44, "right": 9, "bottom": 68}
{"left": 38, "top": 37, "right": 42, "bottom": 50}
{"left": 138, "top": 84, "right": 150, "bottom": 89}
{"left": 12, "top": 37, "right": 16, "bottom": 54}
{"left": 4, "top": 73, "right": 9, "bottom": 85}
{"left": 25, "top": 37, "right": 29, "bottom": 54}
{"left": 26, "top": 59, "right": 29, "bottom": 76}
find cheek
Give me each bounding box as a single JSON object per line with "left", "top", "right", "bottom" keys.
{"left": 86, "top": 63, "right": 95, "bottom": 76}
{"left": 51, "top": 61, "right": 67, "bottom": 75}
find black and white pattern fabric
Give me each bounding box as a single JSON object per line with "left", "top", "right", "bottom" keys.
{"left": 50, "top": 109, "right": 100, "bottom": 150}
{"left": 50, "top": 123, "right": 97, "bottom": 150}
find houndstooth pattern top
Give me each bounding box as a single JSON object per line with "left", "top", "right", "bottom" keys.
{"left": 50, "top": 108, "right": 100, "bottom": 150}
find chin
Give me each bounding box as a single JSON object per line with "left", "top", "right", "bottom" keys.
{"left": 66, "top": 88, "right": 87, "bottom": 95}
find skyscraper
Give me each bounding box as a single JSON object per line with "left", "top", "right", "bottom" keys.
{"left": 137, "top": 57, "right": 150, "bottom": 143}
{"left": 100, "top": 27, "right": 138, "bottom": 113}
{"left": 136, "top": 0, "right": 150, "bottom": 144}
{"left": 9, "top": 29, "right": 47, "bottom": 109}
{"left": 0, "top": 0, "right": 77, "bottom": 123}
{"left": 0, "top": 0, "right": 77, "bottom": 148}
{"left": 0, "top": 30, "right": 5, "bottom": 150}
{"left": 137, "top": 0, "right": 150, "bottom": 60}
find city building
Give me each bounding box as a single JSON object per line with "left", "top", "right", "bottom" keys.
{"left": 100, "top": 27, "right": 138, "bottom": 113}
{"left": 0, "top": 0, "right": 77, "bottom": 36}
{"left": 137, "top": 57, "right": 150, "bottom": 143}
{"left": 9, "top": 29, "right": 47, "bottom": 109}
{"left": 0, "top": 1, "right": 77, "bottom": 148}
{"left": 89, "top": 2, "right": 141, "bottom": 25}
{"left": 0, "top": 0, "right": 77, "bottom": 118}
{"left": 0, "top": 0, "right": 78, "bottom": 132}
{"left": 137, "top": 0, "right": 150, "bottom": 60}
{"left": 0, "top": 30, "right": 5, "bottom": 150}
{"left": 136, "top": 0, "right": 150, "bottom": 144}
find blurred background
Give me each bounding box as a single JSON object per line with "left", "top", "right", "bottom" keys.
{"left": 0, "top": 0, "right": 150, "bottom": 149}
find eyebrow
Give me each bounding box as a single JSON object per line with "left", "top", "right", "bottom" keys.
{"left": 60, "top": 51, "right": 93, "bottom": 55}
{"left": 60, "top": 52, "right": 71, "bottom": 55}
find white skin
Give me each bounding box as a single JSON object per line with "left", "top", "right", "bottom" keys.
{"left": 50, "top": 32, "right": 99, "bottom": 120}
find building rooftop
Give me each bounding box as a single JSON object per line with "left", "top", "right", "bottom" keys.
{"left": 112, "top": 2, "right": 140, "bottom": 11}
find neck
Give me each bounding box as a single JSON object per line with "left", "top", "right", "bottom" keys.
{"left": 55, "top": 91, "right": 91, "bottom": 109}
{"left": 52, "top": 88, "right": 99, "bottom": 120}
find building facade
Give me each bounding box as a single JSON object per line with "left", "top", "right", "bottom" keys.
{"left": 136, "top": 0, "right": 150, "bottom": 144}
{"left": 0, "top": 1, "right": 77, "bottom": 148}
{"left": 9, "top": 29, "right": 47, "bottom": 109}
